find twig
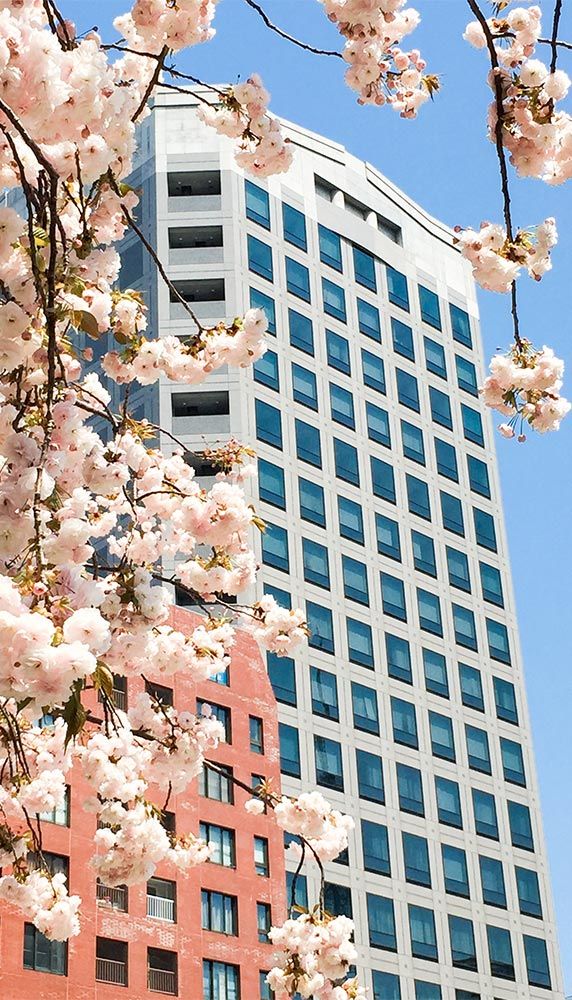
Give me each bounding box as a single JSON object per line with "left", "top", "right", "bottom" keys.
{"left": 539, "top": 36, "right": 572, "bottom": 52}
{"left": 549, "top": 0, "right": 564, "bottom": 73}
{"left": 131, "top": 44, "right": 169, "bottom": 122}
{"left": 242, "top": 0, "right": 343, "bottom": 58}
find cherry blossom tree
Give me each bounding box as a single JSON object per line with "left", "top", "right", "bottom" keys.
{"left": 0, "top": 2, "right": 570, "bottom": 998}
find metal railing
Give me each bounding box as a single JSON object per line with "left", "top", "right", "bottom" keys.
{"left": 95, "top": 957, "right": 127, "bottom": 985}
{"left": 97, "top": 686, "right": 127, "bottom": 711}
{"left": 148, "top": 968, "right": 177, "bottom": 994}
{"left": 96, "top": 882, "right": 128, "bottom": 912}
{"left": 146, "top": 895, "right": 175, "bottom": 922}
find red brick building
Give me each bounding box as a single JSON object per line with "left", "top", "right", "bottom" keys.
{"left": 0, "top": 608, "right": 286, "bottom": 999}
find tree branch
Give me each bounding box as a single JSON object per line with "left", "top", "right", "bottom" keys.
{"left": 242, "top": 0, "right": 343, "bottom": 58}
{"left": 549, "top": 0, "right": 564, "bottom": 73}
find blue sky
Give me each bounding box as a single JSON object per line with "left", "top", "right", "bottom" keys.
{"left": 84, "top": 0, "right": 572, "bottom": 983}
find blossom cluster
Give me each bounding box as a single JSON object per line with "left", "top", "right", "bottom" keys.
{"left": 267, "top": 911, "right": 359, "bottom": 1000}
{"left": 481, "top": 341, "right": 570, "bottom": 436}
{"left": 454, "top": 217, "right": 557, "bottom": 292}
{"left": 274, "top": 791, "right": 354, "bottom": 864}
{"left": 320, "top": 0, "right": 438, "bottom": 116}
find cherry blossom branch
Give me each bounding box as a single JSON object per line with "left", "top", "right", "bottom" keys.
{"left": 549, "top": 0, "right": 564, "bottom": 73}
{"left": 242, "top": 0, "right": 343, "bottom": 58}
{"left": 131, "top": 44, "right": 169, "bottom": 122}
{"left": 539, "top": 36, "right": 572, "bottom": 52}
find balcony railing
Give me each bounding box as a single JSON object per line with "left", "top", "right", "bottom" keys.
{"left": 97, "top": 687, "right": 127, "bottom": 711}
{"left": 95, "top": 957, "right": 127, "bottom": 986}
{"left": 168, "top": 194, "right": 221, "bottom": 213}
{"left": 168, "top": 246, "right": 223, "bottom": 266}
{"left": 96, "top": 882, "right": 128, "bottom": 912}
{"left": 169, "top": 299, "right": 225, "bottom": 322}
{"left": 148, "top": 968, "right": 177, "bottom": 995}
{"left": 147, "top": 895, "right": 175, "bottom": 922}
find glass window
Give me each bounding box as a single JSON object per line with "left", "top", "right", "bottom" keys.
{"left": 307, "top": 601, "right": 334, "bottom": 654}
{"left": 381, "top": 573, "right": 406, "bottom": 620}
{"left": 407, "top": 475, "right": 431, "bottom": 520}
{"left": 286, "top": 257, "right": 311, "bottom": 301}
{"left": 472, "top": 788, "right": 499, "bottom": 839}
{"left": 322, "top": 277, "right": 346, "bottom": 321}
{"left": 446, "top": 547, "right": 471, "bottom": 592}
{"left": 288, "top": 308, "right": 314, "bottom": 355}
{"left": 295, "top": 419, "right": 321, "bottom": 467}
{"left": 424, "top": 337, "right": 446, "bottom": 378}
{"left": 314, "top": 735, "right": 344, "bottom": 791}
{"left": 403, "top": 832, "right": 431, "bottom": 887}
{"left": 401, "top": 421, "right": 425, "bottom": 464}
{"left": 201, "top": 889, "right": 238, "bottom": 935}
{"left": 256, "top": 399, "right": 282, "bottom": 449}
{"left": 330, "top": 383, "right": 355, "bottom": 427}
{"left": 299, "top": 478, "right": 326, "bottom": 527}
{"left": 409, "top": 905, "right": 438, "bottom": 961}
{"left": 293, "top": 364, "right": 318, "bottom": 410}
{"left": 338, "top": 496, "right": 364, "bottom": 544}
{"left": 200, "top": 823, "right": 236, "bottom": 868}
{"left": 367, "top": 894, "right": 397, "bottom": 951}
{"left": 279, "top": 723, "right": 300, "bottom": 777}
{"left": 474, "top": 508, "right": 497, "bottom": 551}
{"left": 203, "top": 960, "right": 240, "bottom": 1000}
{"left": 391, "top": 696, "right": 418, "bottom": 748}
{"left": 459, "top": 663, "right": 484, "bottom": 711}
{"left": 259, "top": 971, "right": 273, "bottom": 1000}
{"left": 372, "top": 458, "right": 395, "bottom": 503}
{"left": 254, "top": 349, "right": 279, "bottom": 390}
{"left": 249, "top": 718, "right": 264, "bottom": 756}
{"left": 282, "top": 203, "right": 306, "bottom": 250}
{"left": 376, "top": 514, "right": 401, "bottom": 561}
{"left": 435, "top": 776, "right": 462, "bottom": 828}
{"left": 347, "top": 617, "right": 374, "bottom": 667}
{"left": 392, "top": 318, "right": 415, "bottom": 360}
{"left": 397, "top": 369, "right": 420, "bottom": 411}
{"left": 264, "top": 583, "right": 290, "bottom": 608}
{"left": 442, "top": 844, "right": 469, "bottom": 897}
{"left": 487, "top": 926, "right": 515, "bottom": 981}
{"left": 258, "top": 459, "right": 285, "bottom": 509}
{"left": 327, "top": 330, "right": 350, "bottom": 374}
{"left": 310, "top": 667, "right": 339, "bottom": 720}
{"left": 449, "top": 915, "right": 477, "bottom": 972}
{"left": 450, "top": 303, "right": 472, "bottom": 347}
{"left": 440, "top": 492, "right": 464, "bottom": 535}
{"left": 417, "top": 589, "right": 443, "bottom": 636}
{"left": 343, "top": 556, "right": 369, "bottom": 605}
{"left": 358, "top": 298, "right": 381, "bottom": 341}
{"left": 480, "top": 563, "right": 504, "bottom": 607}
{"left": 386, "top": 633, "right": 412, "bottom": 683}
{"left": 415, "top": 983, "right": 441, "bottom": 1000}
{"left": 429, "top": 711, "right": 455, "bottom": 761}
{"left": 423, "top": 649, "right": 449, "bottom": 698}
{"left": 250, "top": 287, "right": 276, "bottom": 334}
{"left": 453, "top": 604, "right": 478, "bottom": 650}
{"left": 335, "top": 438, "right": 359, "bottom": 485}
{"left": 319, "top": 225, "right": 342, "bottom": 271}
{"left": 397, "top": 763, "right": 424, "bottom": 815}
{"left": 516, "top": 866, "right": 542, "bottom": 918}
{"left": 462, "top": 404, "right": 484, "bottom": 446}
{"left": 435, "top": 438, "right": 458, "bottom": 481}
{"left": 479, "top": 856, "right": 507, "bottom": 908}
{"left": 367, "top": 402, "right": 391, "bottom": 447}
{"left": 362, "top": 349, "right": 386, "bottom": 393}
{"left": 468, "top": 455, "right": 491, "bottom": 497}
{"left": 267, "top": 652, "right": 296, "bottom": 706}
{"left": 466, "top": 724, "right": 491, "bottom": 774}
{"left": 324, "top": 882, "right": 352, "bottom": 918}
{"left": 352, "top": 681, "right": 379, "bottom": 733}
{"left": 511, "top": 806, "right": 534, "bottom": 852}
{"left": 386, "top": 265, "right": 409, "bottom": 311}
{"left": 353, "top": 245, "right": 377, "bottom": 290}
{"left": 261, "top": 522, "right": 289, "bottom": 572}
{"left": 494, "top": 677, "right": 518, "bottom": 725}
{"left": 302, "top": 537, "right": 330, "bottom": 588}
{"left": 23, "top": 924, "right": 67, "bottom": 975}
{"left": 456, "top": 355, "right": 478, "bottom": 396}
{"left": 487, "top": 619, "right": 511, "bottom": 664}
{"left": 200, "top": 762, "right": 234, "bottom": 803}
{"left": 246, "top": 180, "right": 270, "bottom": 228}
{"left": 362, "top": 819, "right": 390, "bottom": 875}
{"left": 429, "top": 386, "right": 452, "bottom": 429}
{"left": 286, "top": 870, "right": 307, "bottom": 910}
{"left": 248, "top": 234, "right": 273, "bottom": 281}
{"left": 373, "top": 972, "right": 401, "bottom": 1000}
{"left": 357, "top": 749, "right": 385, "bottom": 803}
{"left": 500, "top": 738, "right": 526, "bottom": 786}
{"left": 411, "top": 531, "right": 437, "bottom": 576}
{"left": 419, "top": 285, "right": 441, "bottom": 329}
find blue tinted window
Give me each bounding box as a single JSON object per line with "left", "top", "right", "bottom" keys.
{"left": 436, "top": 776, "right": 462, "bottom": 828}
{"left": 468, "top": 455, "right": 491, "bottom": 497}
{"left": 480, "top": 562, "right": 503, "bottom": 606}
{"left": 299, "top": 478, "right": 325, "bottom": 527}
{"left": 352, "top": 682, "right": 379, "bottom": 734}
{"left": 279, "top": 723, "right": 300, "bottom": 777}
{"left": 330, "top": 383, "right": 355, "bottom": 428}
{"left": 264, "top": 583, "right": 291, "bottom": 608}
{"left": 353, "top": 245, "right": 377, "bottom": 291}
{"left": 456, "top": 355, "right": 478, "bottom": 396}
{"left": 409, "top": 905, "right": 438, "bottom": 961}
{"left": 446, "top": 546, "right": 471, "bottom": 592}
{"left": 509, "top": 800, "right": 534, "bottom": 851}
{"left": 310, "top": 667, "right": 338, "bottom": 720}
{"left": 326, "top": 330, "right": 350, "bottom": 374}
{"left": 386, "top": 633, "right": 412, "bottom": 684}
{"left": 248, "top": 234, "right": 273, "bottom": 281}
{"left": 343, "top": 556, "right": 369, "bottom": 605}
{"left": 286, "top": 870, "right": 307, "bottom": 909}
{"left": 397, "top": 763, "right": 424, "bottom": 815}
{"left": 367, "top": 894, "right": 397, "bottom": 951}
{"left": 500, "top": 738, "right": 526, "bottom": 786}
{"left": 494, "top": 677, "right": 518, "bottom": 725}
{"left": 338, "top": 496, "right": 364, "bottom": 544}
{"left": 442, "top": 844, "right": 469, "bottom": 897}
{"left": 288, "top": 308, "right": 314, "bottom": 354}
{"left": 254, "top": 349, "right": 279, "bottom": 390}
{"left": 417, "top": 589, "right": 443, "bottom": 636}
{"left": 258, "top": 458, "right": 285, "bottom": 508}
{"left": 282, "top": 203, "right": 306, "bottom": 250}
{"left": 466, "top": 725, "right": 492, "bottom": 774}
{"left": 322, "top": 277, "right": 346, "bottom": 321}
{"left": 357, "top": 749, "right": 385, "bottom": 803}
{"left": 362, "top": 349, "right": 386, "bottom": 393}
{"left": 450, "top": 303, "right": 472, "bottom": 347}
{"left": 487, "top": 618, "right": 511, "bottom": 664}
{"left": 429, "top": 386, "right": 452, "bottom": 429}
{"left": 462, "top": 404, "right": 484, "bottom": 446}
{"left": 347, "top": 617, "right": 373, "bottom": 667}
{"left": 373, "top": 972, "right": 401, "bottom": 1000}
{"left": 423, "top": 649, "right": 449, "bottom": 698}
{"left": 407, "top": 475, "right": 431, "bottom": 520}
{"left": 449, "top": 915, "right": 477, "bottom": 972}
{"left": 319, "top": 225, "right": 342, "bottom": 271}
{"left": 306, "top": 601, "right": 334, "bottom": 654}
{"left": 487, "top": 926, "right": 515, "bottom": 981}
{"left": 391, "top": 696, "right": 418, "bottom": 748}
{"left": 250, "top": 286, "right": 276, "bottom": 333}
{"left": 424, "top": 337, "right": 446, "bottom": 378}
{"left": 435, "top": 438, "right": 458, "bottom": 481}
{"left": 386, "top": 265, "right": 409, "bottom": 311}
{"left": 367, "top": 402, "right": 391, "bottom": 447}
{"left": 429, "top": 711, "right": 455, "bottom": 760}
{"left": 459, "top": 663, "right": 484, "bottom": 711}
{"left": 335, "top": 438, "right": 359, "bottom": 485}
{"left": 357, "top": 298, "right": 381, "bottom": 341}
{"left": 381, "top": 573, "right": 407, "bottom": 621}
{"left": 302, "top": 537, "right": 330, "bottom": 589}
{"left": 262, "top": 522, "right": 289, "bottom": 572}
{"left": 295, "top": 419, "right": 321, "bottom": 467}
{"left": 440, "top": 492, "right": 464, "bottom": 535}
{"left": 412, "top": 531, "right": 436, "bottom": 576}
{"left": 267, "top": 651, "right": 296, "bottom": 706}
{"left": 516, "top": 867, "right": 542, "bottom": 918}
{"left": 256, "top": 399, "right": 282, "bottom": 449}
{"left": 314, "top": 735, "right": 343, "bottom": 791}
{"left": 403, "top": 833, "right": 431, "bottom": 887}
{"left": 479, "top": 856, "right": 507, "bottom": 908}
{"left": 376, "top": 514, "right": 401, "bottom": 561}
{"left": 292, "top": 363, "right": 318, "bottom": 410}
{"left": 286, "top": 257, "right": 311, "bottom": 301}
{"left": 474, "top": 508, "right": 497, "bottom": 551}
{"left": 472, "top": 788, "right": 499, "bottom": 839}
{"left": 392, "top": 317, "right": 414, "bottom": 360}
{"left": 415, "top": 983, "right": 441, "bottom": 1000}
{"left": 397, "top": 369, "right": 420, "bottom": 411}
{"left": 401, "top": 420, "right": 425, "bottom": 464}
{"left": 372, "top": 458, "right": 395, "bottom": 503}
{"left": 362, "top": 820, "right": 390, "bottom": 875}
{"left": 419, "top": 285, "right": 441, "bottom": 329}
{"left": 245, "top": 180, "right": 270, "bottom": 228}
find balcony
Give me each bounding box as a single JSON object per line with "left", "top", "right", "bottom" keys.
{"left": 168, "top": 226, "right": 223, "bottom": 267}
{"left": 148, "top": 968, "right": 177, "bottom": 994}
{"left": 96, "top": 957, "right": 127, "bottom": 986}
{"left": 147, "top": 894, "right": 175, "bottom": 922}
{"left": 167, "top": 170, "right": 221, "bottom": 215}
{"left": 96, "top": 882, "right": 128, "bottom": 912}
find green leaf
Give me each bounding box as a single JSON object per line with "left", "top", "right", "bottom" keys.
{"left": 93, "top": 662, "right": 114, "bottom": 700}
{"left": 62, "top": 684, "right": 87, "bottom": 748}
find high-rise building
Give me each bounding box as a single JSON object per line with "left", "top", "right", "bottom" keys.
{"left": 108, "top": 87, "right": 565, "bottom": 1000}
